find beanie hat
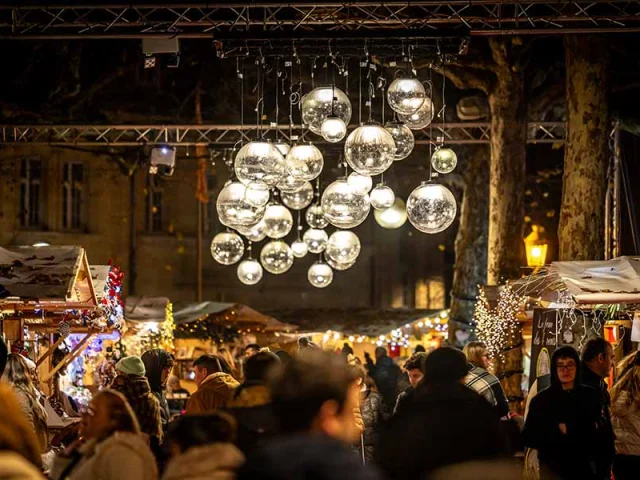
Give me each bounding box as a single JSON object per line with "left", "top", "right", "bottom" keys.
{"left": 116, "top": 356, "right": 146, "bottom": 376}
{"left": 422, "top": 347, "right": 468, "bottom": 385}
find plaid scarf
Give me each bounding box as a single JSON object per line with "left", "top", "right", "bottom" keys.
{"left": 110, "top": 374, "right": 162, "bottom": 440}
{"left": 465, "top": 365, "right": 504, "bottom": 409}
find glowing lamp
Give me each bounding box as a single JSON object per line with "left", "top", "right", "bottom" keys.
{"left": 524, "top": 225, "right": 548, "bottom": 268}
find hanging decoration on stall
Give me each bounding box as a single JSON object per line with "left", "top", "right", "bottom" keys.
{"left": 211, "top": 47, "right": 459, "bottom": 288}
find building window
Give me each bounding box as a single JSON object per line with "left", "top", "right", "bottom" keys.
{"left": 62, "top": 162, "right": 85, "bottom": 230}
{"left": 146, "top": 176, "right": 164, "bottom": 232}
{"left": 19, "top": 157, "right": 44, "bottom": 228}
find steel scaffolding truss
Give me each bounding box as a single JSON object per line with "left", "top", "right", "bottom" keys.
{"left": 2, "top": 1, "right": 640, "bottom": 38}
{"left": 0, "top": 122, "right": 566, "bottom": 147}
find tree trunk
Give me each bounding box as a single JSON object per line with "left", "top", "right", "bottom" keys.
{"left": 487, "top": 73, "right": 527, "bottom": 284}
{"left": 450, "top": 146, "right": 490, "bottom": 346}
{"left": 559, "top": 36, "right": 609, "bottom": 261}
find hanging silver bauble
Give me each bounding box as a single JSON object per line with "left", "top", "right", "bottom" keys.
{"left": 291, "top": 238, "right": 309, "bottom": 258}
{"left": 234, "top": 141, "right": 286, "bottom": 188}
{"left": 308, "top": 261, "right": 334, "bottom": 288}
{"left": 244, "top": 183, "right": 271, "bottom": 207}
{"left": 406, "top": 182, "right": 457, "bottom": 234}
{"left": 263, "top": 204, "right": 293, "bottom": 239}
{"left": 398, "top": 97, "right": 435, "bottom": 130}
{"left": 385, "top": 122, "right": 415, "bottom": 161}
{"left": 370, "top": 183, "right": 396, "bottom": 210}
{"left": 277, "top": 174, "right": 308, "bottom": 193}
{"left": 235, "top": 219, "right": 267, "bottom": 242}
{"left": 210, "top": 232, "right": 244, "bottom": 265}
{"left": 322, "top": 178, "right": 371, "bottom": 229}
{"left": 347, "top": 172, "right": 373, "bottom": 194}
{"left": 325, "top": 230, "right": 361, "bottom": 264}
{"left": 306, "top": 203, "right": 329, "bottom": 229}
{"left": 344, "top": 124, "right": 396, "bottom": 176}
{"left": 281, "top": 181, "right": 314, "bottom": 210}
{"left": 327, "top": 256, "right": 356, "bottom": 271}
{"left": 302, "top": 86, "right": 352, "bottom": 134}
{"left": 303, "top": 228, "right": 328, "bottom": 254}
{"left": 431, "top": 147, "right": 458, "bottom": 174}
{"left": 374, "top": 197, "right": 408, "bottom": 229}
{"left": 320, "top": 115, "right": 348, "bottom": 143}
{"left": 237, "top": 258, "right": 263, "bottom": 285}
{"left": 284, "top": 144, "right": 324, "bottom": 182}
{"left": 216, "top": 181, "right": 266, "bottom": 227}
{"left": 274, "top": 141, "right": 291, "bottom": 157}
{"left": 387, "top": 78, "right": 426, "bottom": 115}
{"left": 260, "top": 240, "right": 294, "bottom": 274}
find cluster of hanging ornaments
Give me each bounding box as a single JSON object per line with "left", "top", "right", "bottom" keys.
{"left": 212, "top": 58, "right": 458, "bottom": 287}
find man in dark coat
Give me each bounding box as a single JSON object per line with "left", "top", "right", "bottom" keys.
{"left": 365, "top": 347, "right": 402, "bottom": 411}
{"left": 377, "top": 347, "right": 508, "bottom": 479}
{"left": 393, "top": 352, "right": 427, "bottom": 416}
{"left": 0, "top": 335, "right": 7, "bottom": 376}
{"left": 582, "top": 338, "right": 616, "bottom": 479}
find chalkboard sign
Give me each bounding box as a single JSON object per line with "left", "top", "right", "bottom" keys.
{"left": 529, "top": 308, "right": 603, "bottom": 389}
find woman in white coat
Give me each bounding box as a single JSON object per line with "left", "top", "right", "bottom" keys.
{"left": 51, "top": 389, "right": 158, "bottom": 480}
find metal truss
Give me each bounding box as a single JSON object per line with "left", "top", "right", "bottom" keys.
{"left": 2, "top": 1, "right": 640, "bottom": 39}
{"left": 0, "top": 122, "right": 566, "bottom": 147}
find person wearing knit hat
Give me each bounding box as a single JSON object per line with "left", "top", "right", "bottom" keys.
{"left": 116, "top": 356, "right": 146, "bottom": 376}
{"left": 110, "top": 356, "right": 162, "bottom": 444}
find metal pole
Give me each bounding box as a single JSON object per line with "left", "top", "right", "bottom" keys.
{"left": 195, "top": 81, "right": 204, "bottom": 302}
{"left": 613, "top": 121, "right": 621, "bottom": 258}
{"left": 128, "top": 165, "right": 137, "bottom": 295}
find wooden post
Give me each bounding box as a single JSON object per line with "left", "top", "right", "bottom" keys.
{"left": 41, "top": 332, "right": 95, "bottom": 383}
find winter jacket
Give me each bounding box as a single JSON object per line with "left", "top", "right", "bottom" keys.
{"left": 141, "top": 350, "right": 172, "bottom": 427}
{"left": 186, "top": 373, "right": 239, "bottom": 415}
{"left": 393, "top": 386, "right": 415, "bottom": 416}
{"left": 0, "top": 451, "right": 45, "bottom": 480}
{"left": 359, "top": 390, "right": 385, "bottom": 464}
{"left": 611, "top": 391, "right": 640, "bottom": 456}
{"left": 377, "top": 382, "right": 507, "bottom": 479}
{"left": 162, "top": 443, "right": 243, "bottom": 480}
{"left": 237, "top": 433, "right": 384, "bottom": 480}
{"left": 465, "top": 364, "right": 510, "bottom": 418}
{"left": 224, "top": 383, "right": 278, "bottom": 455}
{"left": 13, "top": 387, "right": 48, "bottom": 453}
{"left": 110, "top": 374, "right": 163, "bottom": 441}
{"left": 51, "top": 432, "right": 158, "bottom": 480}
{"left": 366, "top": 355, "right": 401, "bottom": 410}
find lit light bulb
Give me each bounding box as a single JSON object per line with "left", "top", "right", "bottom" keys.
{"left": 321, "top": 116, "right": 347, "bottom": 143}
{"left": 237, "top": 259, "right": 263, "bottom": 285}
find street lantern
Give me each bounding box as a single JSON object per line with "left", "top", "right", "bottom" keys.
{"left": 524, "top": 225, "right": 548, "bottom": 268}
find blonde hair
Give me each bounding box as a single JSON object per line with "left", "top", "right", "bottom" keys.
{"left": 2, "top": 354, "right": 47, "bottom": 427}
{"left": 463, "top": 342, "right": 487, "bottom": 368}
{"left": 0, "top": 382, "right": 42, "bottom": 468}
{"left": 611, "top": 351, "right": 640, "bottom": 409}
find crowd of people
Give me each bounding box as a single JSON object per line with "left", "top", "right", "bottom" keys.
{"left": 1, "top": 332, "right": 640, "bottom": 479}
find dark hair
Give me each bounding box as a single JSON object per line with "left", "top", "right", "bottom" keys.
{"left": 165, "top": 412, "right": 236, "bottom": 454}
{"left": 414, "top": 345, "right": 426, "bottom": 353}
{"left": 245, "top": 344, "right": 261, "bottom": 353}
{"left": 298, "top": 336, "right": 320, "bottom": 350}
{"left": 551, "top": 345, "right": 582, "bottom": 389}
{"left": 244, "top": 351, "right": 280, "bottom": 383}
{"left": 275, "top": 350, "right": 292, "bottom": 364}
{"left": 142, "top": 349, "right": 175, "bottom": 393}
{"left": 193, "top": 354, "right": 232, "bottom": 375}
{"left": 422, "top": 347, "right": 468, "bottom": 385}
{"left": 582, "top": 337, "right": 612, "bottom": 363}
{"left": 404, "top": 352, "right": 428, "bottom": 372}
{"left": 271, "top": 351, "right": 360, "bottom": 434}
{"left": 375, "top": 346, "right": 388, "bottom": 357}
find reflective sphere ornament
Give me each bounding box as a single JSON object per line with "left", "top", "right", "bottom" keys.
{"left": 398, "top": 97, "right": 435, "bottom": 130}
{"left": 263, "top": 204, "right": 293, "bottom": 239}
{"left": 370, "top": 183, "right": 396, "bottom": 210}
{"left": 327, "top": 257, "right": 356, "bottom": 271}
{"left": 280, "top": 181, "right": 314, "bottom": 210}
{"left": 374, "top": 197, "right": 408, "bottom": 229}
{"left": 235, "top": 220, "right": 267, "bottom": 242}
{"left": 308, "top": 261, "right": 334, "bottom": 289}
{"left": 244, "top": 184, "right": 270, "bottom": 207}
{"left": 325, "top": 230, "right": 361, "bottom": 264}
{"left": 236, "top": 259, "right": 263, "bottom": 285}
{"left": 385, "top": 122, "right": 415, "bottom": 161}
{"left": 344, "top": 124, "right": 396, "bottom": 176}
{"left": 431, "top": 147, "right": 458, "bottom": 174}
{"left": 321, "top": 178, "right": 371, "bottom": 229}
{"left": 210, "top": 232, "right": 245, "bottom": 265}
{"left": 387, "top": 78, "right": 426, "bottom": 115}
{"left": 216, "top": 182, "right": 266, "bottom": 227}
{"left": 302, "top": 86, "right": 352, "bottom": 134}
{"left": 406, "top": 182, "right": 457, "bottom": 234}
{"left": 291, "top": 239, "right": 309, "bottom": 258}
{"left": 234, "top": 141, "right": 286, "bottom": 188}
{"left": 284, "top": 144, "right": 324, "bottom": 182}
{"left": 303, "top": 228, "right": 328, "bottom": 254}
{"left": 347, "top": 172, "right": 373, "bottom": 194}
{"left": 260, "top": 240, "right": 294, "bottom": 274}
{"left": 274, "top": 141, "right": 291, "bottom": 157}
{"left": 320, "top": 115, "right": 347, "bottom": 143}
{"left": 277, "top": 174, "right": 308, "bottom": 193}
{"left": 306, "top": 203, "right": 329, "bottom": 229}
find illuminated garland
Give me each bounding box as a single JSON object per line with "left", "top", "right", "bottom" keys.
{"left": 473, "top": 283, "right": 524, "bottom": 360}
{"left": 120, "top": 302, "right": 175, "bottom": 356}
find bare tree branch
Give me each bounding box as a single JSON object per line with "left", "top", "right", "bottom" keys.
{"left": 426, "top": 63, "right": 493, "bottom": 95}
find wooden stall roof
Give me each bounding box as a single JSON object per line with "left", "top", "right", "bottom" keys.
{"left": 90, "top": 265, "right": 110, "bottom": 302}
{"left": 0, "top": 246, "right": 96, "bottom": 309}
{"left": 263, "top": 308, "right": 439, "bottom": 336}
{"left": 173, "top": 301, "right": 295, "bottom": 330}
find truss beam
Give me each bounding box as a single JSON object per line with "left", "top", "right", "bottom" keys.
{"left": 0, "top": 123, "right": 566, "bottom": 147}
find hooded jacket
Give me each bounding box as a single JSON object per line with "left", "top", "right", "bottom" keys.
{"left": 110, "top": 374, "right": 163, "bottom": 441}
{"left": 141, "top": 350, "right": 173, "bottom": 425}
{"left": 162, "top": 443, "right": 244, "bottom": 480}
{"left": 186, "top": 373, "right": 239, "bottom": 415}
{"left": 522, "top": 346, "right": 602, "bottom": 480}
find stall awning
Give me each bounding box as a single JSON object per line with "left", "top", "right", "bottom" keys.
{"left": 125, "top": 296, "right": 170, "bottom": 323}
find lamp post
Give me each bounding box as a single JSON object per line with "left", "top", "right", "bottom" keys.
{"left": 524, "top": 225, "right": 548, "bottom": 271}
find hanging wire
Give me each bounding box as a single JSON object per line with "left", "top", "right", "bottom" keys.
{"left": 296, "top": 210, "right": 303, "bottom": 240}
{"left": 428, "top": 66, "right": 434, "bottom": 181}
{"left": 358, "top": 53, "right": 363, "bottom": 125}
{"left": 441, "top": 57, "right": 446, "bottom": 148}
{"left": 236, "top": 57, "right": 244, "bottom": 151}
{"left": 275, "top": 57, "right": 280, "bottom": 142}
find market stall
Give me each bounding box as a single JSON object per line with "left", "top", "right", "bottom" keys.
{"left": 121, "top": 296, "right": 175, "bottom": 357}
